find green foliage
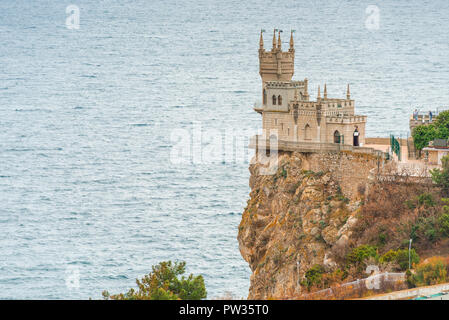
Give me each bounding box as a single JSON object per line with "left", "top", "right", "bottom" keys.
{"left": 379, "top": 248, "right": 419, "bottom": 271}
{"left": 433, "top": 110, "right": 449, "bottom": 130}
{"left": 404, "top": 199, "right": 416, "bottom": 210}
{"left": 102, "top": 261, "right": 207, "bottom": 300}
{"left": 411, "top": 216, "right": 440, "bottom": 243}
{"left": 425, "top": 228, "right": 437, "bottom": 242}
{"left": 378, "top": 233, "right": 387, "bottom": 246}
{"left": 280, "top": 166, "right": 287, "bottom": 178}
{"left": 439, "top": 213, "right": 449, "bottom": 237}
{"left": 346, "top": 245, "right": 378, "bottom": 267}
{"left": 305, "top": 264, "right": 325, "bottom": 289}
{"left": 379, "top": 249, "right": 398, "bottom": 264}
{"left": 417, "top": 193, "right": 435, "bottom": 207}
{"left": 408, "top": 257, "right": 447, "bottom": 287}
{"left": 395, "top": 249, "right": 420, "bottom": 270}
{"left": 430, "top": 155, "right": 449, "bottom": 196}
{"left": 412, "top": 124, "right": 437, "bottom": 151}
{"left": 413, "top": 111, "right": 449, "bottom": 152}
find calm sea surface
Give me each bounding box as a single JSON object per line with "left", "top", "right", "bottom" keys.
{"left": 1, "top": 0, "right": 449, "bottom": 299}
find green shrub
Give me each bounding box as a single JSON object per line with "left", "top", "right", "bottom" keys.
{"left": 346, "top": 245, "right": 378, "bottom": 267}
{"left": 412, "top": 124, "right": 437, "bottom": 152}
{"left": 417, "top": 193, "right": 435, "bottom": 207}
{"left": 379, "top": 250, "right": 398, "bottom": 264}
{"left": 404, "top": 199, "right": 416, "bottom": 210}
{"left": 280, "top": 166, "right": 287, "bottom": 178}
{"left": 439, "top": 213, "right": 449, "bottom": 237}
{"left": 396, "top": 249, "right": 420, "bottom": 271}
{"left": 411, "top": 216, "right": 440, "bottom": 243}
{"left": 378, "top": 233, "right": 387, "bottom": 246}
{"left": 408, "top": 257, "right": 447, "bottom": 287}
{"left": 379, "top": 248, "right": 419, "bottom": 271}
{"left": 425, "top": 228, "right": 437, "bottom": 242}
{"left": 102, "top": 261, "right": 207, "bottom": 300}
{"left": 430, "top": 155, "right": 449, "bottom": 196}
{"left": 305, "top": 264, "right": 325, "bottom": 289}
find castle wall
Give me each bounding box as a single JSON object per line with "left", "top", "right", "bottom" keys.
{"left": 324, "top": 120, "right": 366, "bottom": 146}
{"left": 263, "top": 111, "right": 320, "bottom": 142}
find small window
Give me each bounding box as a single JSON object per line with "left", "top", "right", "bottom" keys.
{"left": 304, "top": 124, "right": 311, "bottom": 140}
{"left": 334, "top": 130, "right": 341, "bottom": 144}
{"left": 278, "top": 95, "right": 282, "bottom": 105}
{"left": 263, "top": 89, "right": 267, "bottom": 105}
{"left": 272, "top": 95, "right": 277, "bottom": 105}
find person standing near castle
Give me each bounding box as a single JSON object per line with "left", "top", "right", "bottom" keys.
{"left": 353, "top": 126, "right": 360, "bottom": 147}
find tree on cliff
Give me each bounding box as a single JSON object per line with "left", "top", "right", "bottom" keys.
{"left": 412, "top": 110, "right": 449, "bottom": 154}
{"left": 431, "top": 154, "right": 449, "bottom": 196}
{"left": 102, "top": 261, "right": 207, "bottom": 300}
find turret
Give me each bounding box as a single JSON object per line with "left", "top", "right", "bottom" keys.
{"left": 304, "top": 78, "right": 309, "bottom": 100}
{"left": 347, "top": 84, "right": 351, "bottom": 100}
{"left": 324, "top": 83, "right": 328, "bottom": 100}
{"left": 259, "top": 28, "right": 295, "bottom": 83}
{"left": 272, "top": 29, "right": 277, "bottom": 51}
{"left": 289, "top": 30, "right": 295, "bottom": 53}
{"left": 317, "top": 85, "right": 321, "bottom": 102}
{"left": 277, "top": 30, "right": 282, "bottom": 50}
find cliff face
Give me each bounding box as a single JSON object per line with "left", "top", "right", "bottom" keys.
{"left": 238, "top": 151, "right": 382, "bottom": 299}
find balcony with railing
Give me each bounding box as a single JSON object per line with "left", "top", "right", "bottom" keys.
{"left": 249, "top": 135, "right": 388, "bottom": 158}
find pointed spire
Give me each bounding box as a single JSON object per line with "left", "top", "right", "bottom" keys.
{"left": 304, "top": 78, "right": 309, "bottom": 98}
{"left": 259, "top": 30, "right": 264, "bottom": 50}
{"left": 346, "top": 84, "right": 351, "bottom": 100}
{"left": 324, "top": 83, "right": 327, "bottom": 99}
{"left": 317, "top": 85, "right": 321, "bottom": 101}
{"left": 289, "top": 30, "right": 294, "bottom": 51}
{"left": 277, "top": 30, "right": 282, "bottom": 50}
{"left": 272, "top": 28, "right": 277, "bottom": 51}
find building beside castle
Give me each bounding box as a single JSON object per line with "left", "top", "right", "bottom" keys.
{"left": 254, "top": 30, "right": 367, "bottom": 147}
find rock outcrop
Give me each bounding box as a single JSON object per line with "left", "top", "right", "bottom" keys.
{"left": 238, "top": 151, "right": 383, "bottom": 299}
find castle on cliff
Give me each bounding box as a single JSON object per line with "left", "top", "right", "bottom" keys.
{"left": 254, "top": 29, "right": 367, "bottom": 147}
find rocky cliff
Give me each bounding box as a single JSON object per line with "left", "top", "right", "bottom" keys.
{"left": 238, "top": 151, "right": 384, "bottom": 299}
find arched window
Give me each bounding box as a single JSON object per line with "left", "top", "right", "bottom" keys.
{"left": 263, "top": 89, "right": 267, "bottom": 105}
{"left": 304, "top": 124, "right": 311, "bottom": 140}
{"left": 278, "top": 95, "right": 282, "bottom": 105}
{"left": 272, "top": 95, "right": 277, "bottom": 105}
{"left": 334, "top": 130, "right": 341, "bottom": 144}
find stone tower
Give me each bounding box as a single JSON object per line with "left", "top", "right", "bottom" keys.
{"left": 259, "top": 29, "right": 295, "bottom": 84}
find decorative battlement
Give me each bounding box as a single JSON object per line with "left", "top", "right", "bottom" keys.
{"left": 259, "top": 29, "right": 295, "bottom": 83}
{"left": 326, "top": 115, "right": 367, "bottom": 123}
{"left": 265, "top": 81, "right": 306, "bottom": 89}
